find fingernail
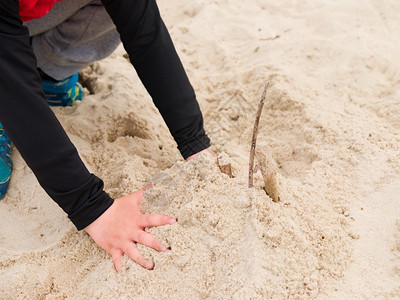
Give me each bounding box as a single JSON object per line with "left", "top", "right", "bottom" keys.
{"left": 161, "top": 246, "right": 168, "bottom": 252}
{"left": 146, "top": 262, "right": 154, "bottom": 270}
{"left": 169, "top": 218, "right": 177, "bottom": 224}
{"left": 144, "top": 184, "right": 153, "bottom": 191}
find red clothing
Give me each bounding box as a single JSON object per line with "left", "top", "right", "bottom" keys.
{"left": 1, "top": 0, "right": 209, "bottom": 230}
{"left": 19, "top": 0, "right": 62, "bottom": 22}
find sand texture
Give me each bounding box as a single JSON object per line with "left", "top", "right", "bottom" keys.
{"left": 1, "top": 0, "right": 400, "bottom": 298}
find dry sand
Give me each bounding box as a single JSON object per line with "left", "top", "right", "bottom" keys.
{"left": 1, "top": 0, "right": 400, "bottom": 298}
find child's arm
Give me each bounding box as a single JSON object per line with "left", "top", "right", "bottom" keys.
{"left": 0, "top": 0, "right": 210, "bottom": 271}
{"left": 0, "top": 1, "right": 113, "bottom": 230}
{"left": 0, "top": 1, "right": 175, "bottom": 271}
{"left": 101, "top": 0, "right": 211, "bottom": 159}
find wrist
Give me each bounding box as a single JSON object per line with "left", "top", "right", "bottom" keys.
{"left": 179, "top": 134, "right": 211, "bottom": 159}
{"left": 186, "top": 148, "right": 216, "bottom": 161}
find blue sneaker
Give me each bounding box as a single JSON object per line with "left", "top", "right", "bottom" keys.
{"left": 0, "top": 123, "right": 12, "bottom": 200}
{"left": 42, "top": 73, "right": 83, "bottom": 107}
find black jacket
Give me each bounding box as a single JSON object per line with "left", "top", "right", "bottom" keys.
{"left": 0, "top": 0, "right": 210, "bottom": 230}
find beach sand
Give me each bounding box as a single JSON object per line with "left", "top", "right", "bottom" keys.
{"left": 1, "top": 0, "right": 399, "bottom": 298}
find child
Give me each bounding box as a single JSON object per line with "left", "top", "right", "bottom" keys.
{"left": 0, "top": 0, "right": 212, "bottom": 271}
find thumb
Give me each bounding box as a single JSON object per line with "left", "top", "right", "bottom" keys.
{"left": 143, "top": 183, "right": 153, "bottom": 191}
{"left": 136, "top": 183, "right": 153, "bottom": 206}
{"left": 111, "top": 249, "right": 124, "bottom": 272}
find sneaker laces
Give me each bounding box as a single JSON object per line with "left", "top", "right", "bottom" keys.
{"left": 42, "top": 73, "right": 83, "bottom": 106}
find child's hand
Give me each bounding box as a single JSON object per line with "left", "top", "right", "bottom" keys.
{"left": 84, "top": 186, "right": 176, "bottom": 272}
{"left": 186, "top": 148, "right": 217, "bottom": 161}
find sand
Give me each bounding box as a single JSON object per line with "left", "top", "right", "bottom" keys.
{"left": 1, "top": 0, "right": 400, "bottom": 298}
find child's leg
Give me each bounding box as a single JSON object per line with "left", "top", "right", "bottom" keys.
{"left": 25, "top": 0, "right": 121, "bottom": 81}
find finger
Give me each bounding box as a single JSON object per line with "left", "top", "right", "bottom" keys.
{"left": 124, "top": 243, "right": 154, "bottom": 270}
{"left": 110, "top": 249, "right": 124, "bottom": 272}
{"left": 138, "top": 214, "right": 176, "bottom": 228}
{"left": 135, "top": 184, "right": 153, "bottom": 206}
{"left": 206, "top": 149, "right": 218, "bottom": 158}
{"left": 142, "top": 183, "right": 153, "bottom": 191}
{"left": 186, "top": 148, "right": 216, "bottom": 161}
{"left": 133, "top": 230, "right": 168, "bottom": 252}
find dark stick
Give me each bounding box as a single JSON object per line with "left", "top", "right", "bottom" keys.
{"left": 249, "top": 82, "right": 269, "bottom": 188}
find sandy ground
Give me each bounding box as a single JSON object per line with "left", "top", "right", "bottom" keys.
{"left": 1, "top": 0, "right": 400, "bottom": 298}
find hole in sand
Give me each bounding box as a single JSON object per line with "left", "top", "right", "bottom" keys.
{"left": 107, "top": 114, "right": 150, "bottom": 142}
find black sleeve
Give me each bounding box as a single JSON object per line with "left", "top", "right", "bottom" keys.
{"left": 101, "top": 0, "right": 210, "bottom": 159}
{"left": 0, "top": 1, "right": 113, "bottom": 230}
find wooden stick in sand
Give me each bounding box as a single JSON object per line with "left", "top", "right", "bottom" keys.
{"left": 248, "top": 82, "right": 269, "bottom": 188}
